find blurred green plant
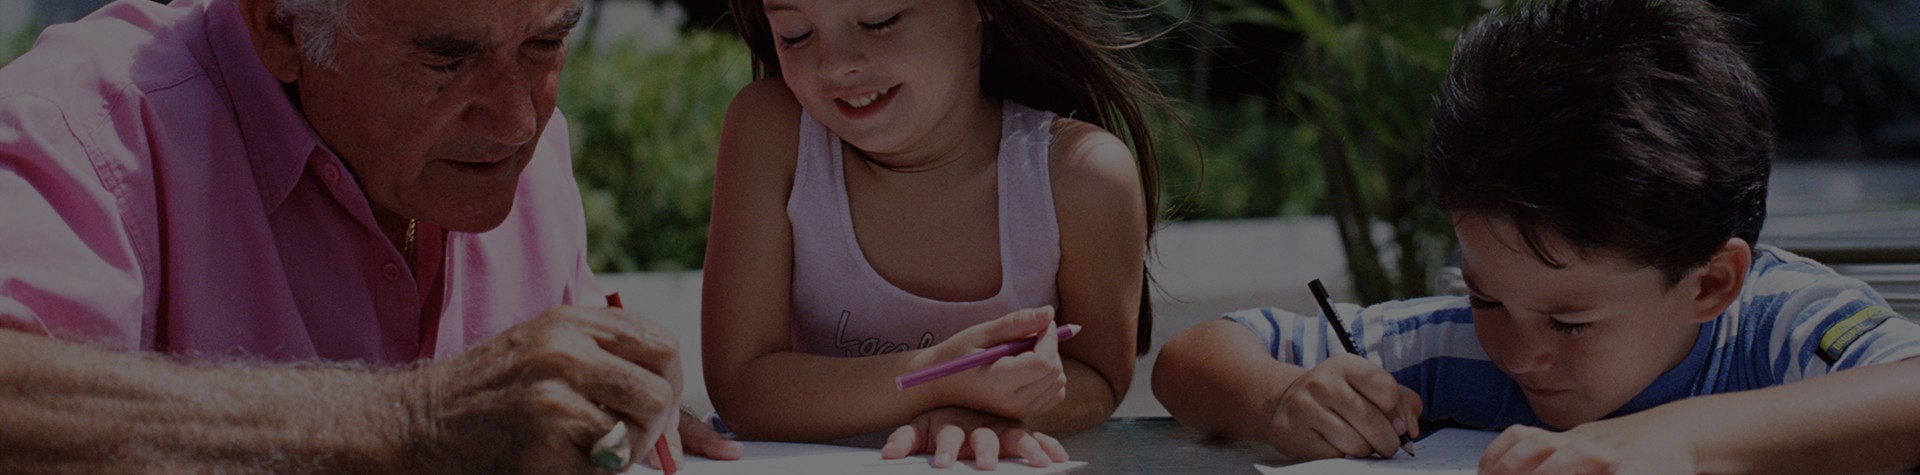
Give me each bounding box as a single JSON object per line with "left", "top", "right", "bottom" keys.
{"left": 1215, "top": 0, "right": 1491, "bottom": 302}
{"left": 560, "top": 31, "right": 750, "bottom": 272}
{"left": 1, "top": 19, "right": 40, "bottom": 66}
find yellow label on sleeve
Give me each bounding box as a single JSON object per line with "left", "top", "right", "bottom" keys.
{"left": 1817, "top": 306, "right": 1897, "bottom": 365}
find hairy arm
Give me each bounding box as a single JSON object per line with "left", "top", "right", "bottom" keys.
{"left": 0, "top": 329, "right": 410, "bottom": 472}
{"left": 0, "top": 304, "right": 687, "bottom": 473}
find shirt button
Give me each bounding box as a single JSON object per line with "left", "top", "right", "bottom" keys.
{"left": 320, "top": 162, "right": 341, "bottom": 182}
{"left": 382, "top": 262, "right": 403, "bottom": 282}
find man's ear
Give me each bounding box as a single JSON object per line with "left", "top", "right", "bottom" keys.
{"left": 1688, "top": 238, "right": 1753, "bottom": 323}
{"left": 238, "top": 0, "right": 302, "bottom": 83}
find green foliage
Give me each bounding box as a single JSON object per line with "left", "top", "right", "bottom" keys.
{"left": 0, "top": 19, "right": 41, "bottom": 66}
{"left": 560, "top": 31, "right": 750, "bottom": 272}
{"left": 1216, "top": 0, "right": 1490, "bottom": 302}
{"left": 1156, "top": 100, "right": 1326, "bottom": 220}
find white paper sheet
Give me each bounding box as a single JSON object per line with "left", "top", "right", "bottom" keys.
{"left": 1256, "top": 428, "right": 1500, "bottom": 474}
{"left": 624, "top": 441, "right": 1086, "bottom": 474}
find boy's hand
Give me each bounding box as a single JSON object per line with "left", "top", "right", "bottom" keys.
{"left": 911, "top": 307, "right": 1067, "bottom": 421}
{"left": 1265, "top": 353, "right": 1421, "bottom": 460}
{"left": 1480, "top": 418, "right": 1695, "bottom": 474}
{"left": 880, "top": 407, "right": 1071, "bottom": 469}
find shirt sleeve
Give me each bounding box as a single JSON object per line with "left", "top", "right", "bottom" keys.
{"left": 1223, "top": 296, "right": 1526, "bottom": 428}
{"left": 1222, "top": 295, "right": 1479, "bottom": 371}
{"left": 1775, "top": 279, "right": 1920, "bottom": 382}
{"left": 0, "top": 94, "right": 151, "bottom": 350}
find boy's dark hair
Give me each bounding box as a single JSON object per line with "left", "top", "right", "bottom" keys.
{"left": 728, "top": 0, "right": 1179, "bottom": 353}
{"left": 1425, "top": 0, "right": 1774, "bottom": 286}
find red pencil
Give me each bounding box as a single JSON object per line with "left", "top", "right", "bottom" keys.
{"left": 605, "top": 293, "right": 676, "bottom": 474}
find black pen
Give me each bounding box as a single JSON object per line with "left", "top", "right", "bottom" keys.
{"left": 1309, "top": 279, "right": 1416, "bottom": 458}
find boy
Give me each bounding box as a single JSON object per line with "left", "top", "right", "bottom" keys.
{"left": 1151, "top": 0, "right": 1920, "bottom": 473}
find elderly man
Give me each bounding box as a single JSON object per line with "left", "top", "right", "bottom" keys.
{"left": 0, "top": 0, "right": 737, "bottom": 471}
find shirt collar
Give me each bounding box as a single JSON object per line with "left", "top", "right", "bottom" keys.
{"left": 202, "top": 0, "right": 329, "bottom": 211}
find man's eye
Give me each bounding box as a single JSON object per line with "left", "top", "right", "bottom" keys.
{"left": 427, "top": 59, "right": 467, "bottom": 73}
{"left": 528, "top": 38, "right": 565, "bottom": 51}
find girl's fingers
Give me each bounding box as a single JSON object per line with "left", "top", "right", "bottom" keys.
{"left": 881, "top": 425, "right": 920, "bottom": 459}
{"left": 970, "top": 427, "right": 1000, "bottom": 470}
{"left": 1032, "top": 431, "right": 1070, "bottom": 463}
{"left": 932, "top": 423, "right": 967, "bottom": 468}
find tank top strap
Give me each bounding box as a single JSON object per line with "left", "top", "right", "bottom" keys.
{"left": 994, "top": 101, "right": 1062, "bottom": 304}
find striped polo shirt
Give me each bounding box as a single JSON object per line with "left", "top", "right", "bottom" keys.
{"left": 1226, "top": 245, "right": 1920, "bottom": 430}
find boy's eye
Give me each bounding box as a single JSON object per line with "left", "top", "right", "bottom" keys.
{"left": 860, "top": 13, "right": 901, "bottom": 32}
{"left": 1468, "top": 296, "right": 1503, "bottom": 310}
{"left": 778, "top": 30, "right": 813, "bottom": 47}
{"left": 1547, "top": 318, "right": 1591, "bottom": 335}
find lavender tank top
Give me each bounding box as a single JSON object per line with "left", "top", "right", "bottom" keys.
{"left": 787, "top": 101, "right": 1062, "bottom": 357}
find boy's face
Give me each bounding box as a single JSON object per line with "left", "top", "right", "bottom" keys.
{"left": 1455, "top": 213, "right": 1711, "bottom": 429}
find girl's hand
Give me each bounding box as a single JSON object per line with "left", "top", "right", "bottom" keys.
{"left": 1480, "top": 417, "right": 1696, "bottom": 474}
{"left": 879, "top": 407, "right": 1071, "bottom": 469}
{"left": 1264, "top": 353, "right": 1422, "bottom": 461}
{"left": 911, "top": 307, "right": 1068, "bottom": 420}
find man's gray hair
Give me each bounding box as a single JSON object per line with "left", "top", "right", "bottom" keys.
{"left": 273, "top": 0, "right": 358, "bottom": 70}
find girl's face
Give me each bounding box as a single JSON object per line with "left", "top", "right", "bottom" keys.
{"left": 763, "top": 0, "right": 985, "bottom": 155}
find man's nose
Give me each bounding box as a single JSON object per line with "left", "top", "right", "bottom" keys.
{"left": 463, "top": 59, "right": 540, "bottom": 147}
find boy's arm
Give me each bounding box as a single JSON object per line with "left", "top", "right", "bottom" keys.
{"left": 1153, "top": 319, "right": 1308, "bottom": 445}
{"left": 1154, "top": 318, "right": 1422, "bottom": 460}
{"left": 1483, "top": 357, "right": 1920, "bottom": 474}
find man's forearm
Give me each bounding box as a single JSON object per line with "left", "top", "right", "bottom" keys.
{"left": 0, "top": 329, "right": 412, "bottom": 472}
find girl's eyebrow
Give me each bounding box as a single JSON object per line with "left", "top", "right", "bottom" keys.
{"left": 766, "top": 1, "right": 801, "bottom": 13}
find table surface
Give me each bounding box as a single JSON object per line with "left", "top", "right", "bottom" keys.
{"left": 1054, "top": 417, "right": 1285, "bottom": 474}
{"left": 822, "top": 417, "right": 1286, "bottom": 474}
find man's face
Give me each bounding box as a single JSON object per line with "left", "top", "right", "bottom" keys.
{"left": 1454, "top": 213, "right": 1707, "bottom": 429}
{"left": 294, "top": 0, "right": 581, "bottom": 232}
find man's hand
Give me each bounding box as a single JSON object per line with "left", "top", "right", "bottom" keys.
{"left": 1263, "top": 353, "right": 1421, "bottom": 461}
{"left": 404, "top": 305, "right": 683, "bottom": 472}
{"left": 880, "top": 407, "right": 1071, "bottom": 470}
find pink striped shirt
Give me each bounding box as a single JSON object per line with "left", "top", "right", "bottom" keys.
{"left": 0, "top": 0, "right": 603, "bottom": 363}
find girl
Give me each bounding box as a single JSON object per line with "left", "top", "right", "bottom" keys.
{"left": 704, "top": 0, "right": 1176, "bottom": 468}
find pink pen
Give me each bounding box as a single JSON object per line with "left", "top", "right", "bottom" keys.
{"left": 895, "top": 324, "right": 1082, "bottom": 390}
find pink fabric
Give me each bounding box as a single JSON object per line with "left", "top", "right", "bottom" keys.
{"left": 0, "top": 0, "right": 603, "bottom": 364}
{"left": 786, "top": 101, "right": 1061, "bottom": 357}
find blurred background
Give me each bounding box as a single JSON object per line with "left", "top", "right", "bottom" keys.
{"left": 5, "top": 0, "right": 1918, "bottom": 416}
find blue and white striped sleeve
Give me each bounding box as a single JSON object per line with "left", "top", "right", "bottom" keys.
{"left": 1760, "top": 266, "right": 1920, "bottom": 383}
{"left": 1221, "top": 295, "right": 1476, "bottom": 371}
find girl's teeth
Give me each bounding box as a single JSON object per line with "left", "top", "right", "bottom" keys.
{"left": 845, "top": 87, "right": 890, "bottom": 108}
